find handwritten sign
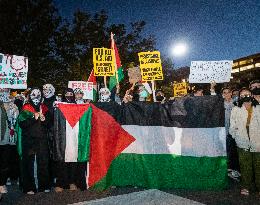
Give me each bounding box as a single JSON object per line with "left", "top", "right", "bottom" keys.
{"left": 68, "top": 81, "right": 93, "bottom": 100}
{"left": 128, "top": 67, "right": 142, "bottom": 84}
{"left": 0, "top": 53, "right": 28, "bottom": 89}
{"left": 189, "top": 61, "right": 232, "bottom": 83}
{"left": 138, "top": 51, "right": 163, "bottom": 81}
{"left": 93, "top": 48, "right": 115, "bottom": 76}
{"left": 173, "top": 82, "right": 188, "bottom": 97}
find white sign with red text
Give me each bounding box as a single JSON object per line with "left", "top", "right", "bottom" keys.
{"left": 68, "top": 81, "right": 93, "bottom": 100}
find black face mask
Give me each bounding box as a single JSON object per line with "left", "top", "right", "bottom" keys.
{"left": 239, "top": 96, "right": 252, "bottom": 104}
{"left": 156, "top": 95, "right": 164, "bottom": 102}
{"left": 65, "top": 96, "right": 74, "bottom": 103}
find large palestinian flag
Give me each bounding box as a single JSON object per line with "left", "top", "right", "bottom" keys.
{"left": 53, "top": 96, "right": 227, "bottom": 190}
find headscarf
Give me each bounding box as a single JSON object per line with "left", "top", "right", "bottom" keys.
{"left": 62, "top": 88, "right": 76, "bottom": 103}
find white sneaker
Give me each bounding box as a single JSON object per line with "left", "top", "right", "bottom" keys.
{"left": 27, "top": 191, "right": 35, "bottom": 195}
{"left": 232, "top": 170, "right": 241, "bottom": 178}
{"left": 0, "top": 185, "right": 8, "bottom": 194}
{"left": 44, "top": 189, "right": 50, "bottom": 193}
{"left": 6, "top": 178, "right": 11, "bottom": 186}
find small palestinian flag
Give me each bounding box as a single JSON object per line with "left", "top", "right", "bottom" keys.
{"left": 109, "top": 33, "right": 124, "bottom": 91}
{"left": 16, "top": 104, "right": 48, "bottom": 158}
{"left": 53, "top": 102, "right": 135, "bottom": 188}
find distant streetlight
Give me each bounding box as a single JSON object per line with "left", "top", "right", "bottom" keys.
{"left": 172, "top": 43, "right": 187, "bottom": 57}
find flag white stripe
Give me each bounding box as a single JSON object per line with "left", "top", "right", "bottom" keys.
{"left": 65, "top": 121, "right": 79, "bottom": 162}
{"left": 122, "top": 126, "right": 226, "bottom": 157}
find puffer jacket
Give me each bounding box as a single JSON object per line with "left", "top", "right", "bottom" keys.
{"left": 229, "top": 105, "right": 260, "bottom": 152}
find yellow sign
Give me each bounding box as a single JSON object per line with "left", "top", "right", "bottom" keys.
{"left": 138, "top": 51, "right": 163, "bottom": 81}
{"left": 173, "top": 82, "right": 188, "bottom": 97}
{"left": 93, "top": 48, "right": 115, "bottom": 76}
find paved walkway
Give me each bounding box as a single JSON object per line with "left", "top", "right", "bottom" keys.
{"left": 70, "top": 189, "right": 205, "bottom": 205}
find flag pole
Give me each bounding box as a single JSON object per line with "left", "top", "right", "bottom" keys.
{"left": 152, "top": 80, "right": 156, "bottom": 102}
{"left": 104, "top": 76, "right": 107, "bottom": 88}
{"left": 111, "top": 32, "right": 119, "bottom": 84}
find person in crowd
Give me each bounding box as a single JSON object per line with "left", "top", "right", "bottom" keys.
{"left": 42, "top": 84, "right": 56, "bottom": 187}
{"left": 229, "top": 87, "right": 260, "bottom": 196}
{"left": 232, "top": 89, "right": 239, "bottom": 106}
{"left": 252, "top": 87, "right": 260, "bottom": 104}
{"left": 123, "top": 89, "right": 133, "bottom": 103}
{"left": 14, "top": 94, "right": 25, "bottom": 112}
{"left": 192, "top": 85, "right": 204, "bottom": 96}
{"left": 98, "top": 87, "right": 111, "bottom": 102}
{"left": 16, "top": 88, "right": 51, "bottom": 194}
{"left": 0, "top": 89, "right": 19, "bottom": 193}
{"left": 55, "top": 88, "right": 86, "bottom": 193}
{"left": 221, "top": 87, "right": 240, "bottom": 180}
{"left": 56, "top": 94, "right": 62, "bottom": 102}
{"left": 74, "top": 88, "right": 85, "bottom": 104}
{"left": 155, "top": 90, "right": 166, "bottom": 103}
{"left": 138, "top": 84, "right": 149, "bottom": 102}
{"left": 249, "top": 80, "right": 260, "bottom": 91}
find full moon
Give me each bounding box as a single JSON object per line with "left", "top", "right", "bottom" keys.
{"left": 172, "top": 43, "right": 187, "bottom": 56}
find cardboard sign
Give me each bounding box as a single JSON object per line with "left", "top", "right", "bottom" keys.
{"left": 68, "top": 81, "right": 93, "bottom": 100}
{"left": 138, "top": 51, "right": 163, "bottom": 81}
{"left": 173, "top": 82, "right": 188, "bottom": 97}
{"left": 0, "top": 53, "right": 28, "bottom": 89}
{"left": 189, "top": 61, "right": 232, "bottom": 83}
{"left": 93, "top": 48, "right": 115, "bottom": 76}
{"left": 128, "top": 67, "right": 142, "bottom": 84}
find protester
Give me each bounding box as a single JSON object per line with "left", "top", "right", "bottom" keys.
{"left": 229, "top": 87, "right": 260, "bottom": 196}
{"left": 221, "top": 87, "right": 240, "bottom": 180}
{"left": 74, "top": 88, "right": 85, "bottom": 104}
{"left": 0, "top": 89, "right": 20, "bottom": 194}
{"left": 192, "top": 85, "right": 204, "bottom": 96}
{"left": 252, "top": 88, "right": 260, "bottom": 104}
{"left": 98, "top": 87, "right": 111, "bottom": 102}
{"left": 138, "top": 84, "right": 149, "bottom": 102}
{"left": 155, "top": 90, "right": 166, "bottom": 103}
{"left": 249, "top": 80, "right": 260, "bottom": 91}
{"left": 16, "top": 88, "right": 51, "bottom": 194}
{"left": 42, "top": 84, "right": 56, "bottom": 187}
{"left": 232, "top": 89, "right": 239, "bottom": 106}
{"left": 4, "top": 91, "right": 20, "bottom": 186}
{"left": 54, "top": 88, "right": 86, "bottom": 193}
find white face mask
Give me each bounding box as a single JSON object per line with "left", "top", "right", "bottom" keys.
{"left": 43, "top": 84, "right": 55, "bottom": 98}
{"left": 30, "top": 89, "right": 41, "bottom": 105}
{"left": 99, "top": 88, "right": 111, "bottom": 102}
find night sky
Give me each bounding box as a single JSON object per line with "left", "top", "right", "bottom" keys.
{"left": 54, "top": 0, "right": 260, "bottom": 68}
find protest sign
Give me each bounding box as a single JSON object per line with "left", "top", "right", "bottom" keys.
{"left": 128, "top": 67, "right": 142, "bottom": 84}
{"left": 0, "top": 53, "right": 28, "bottom": 89}
{"left": 68, "top": 81, "right": 93, "bottom": 100}
{"left": 189, "top": 60, "right": 232, "bottom": 83}
{"left": 173, "top": 82, "right": 188, "bottom": 97}
{"left": 138, "top": 51, "right": 163, "bottom": 81}
{"left": 93, "top": 48, "right": 115, "bottom": 76}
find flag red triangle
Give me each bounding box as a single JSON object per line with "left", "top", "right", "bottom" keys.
{"left": 88, "top": 69, "right": 97, "bottom": 85}
{"left": 88, "top": 104, "right": 135, "bottom": 187}
{"left": 57, "top": 103, "right": 90, "bottom": 127}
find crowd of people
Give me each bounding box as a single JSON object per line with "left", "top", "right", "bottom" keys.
{"left": 0, "top": 79, "right": 260, "bottom": 199}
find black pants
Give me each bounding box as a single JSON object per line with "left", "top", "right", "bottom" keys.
{"left": 55, "top": 162, "right": 86, "bottom": 190}
{"left": 8, "top": 145, "right": 20, "bottom": 180}
{"left": 21, "top": 141, "right": 50, "bottom": 192}
{"left": 0, "top": 145, "right": 10, "bottom": 186}
{"left": 226, "top": 134, "right": 240, "bottom": 171}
